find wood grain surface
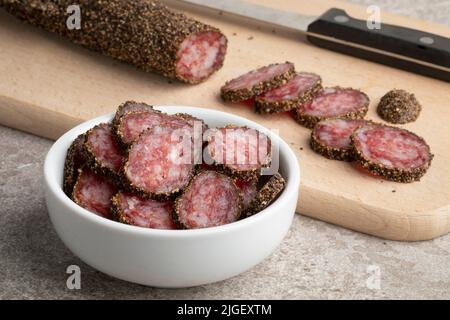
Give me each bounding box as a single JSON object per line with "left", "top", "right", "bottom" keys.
{"left": 0, "top": 0, "right": 449, "bottom": 240}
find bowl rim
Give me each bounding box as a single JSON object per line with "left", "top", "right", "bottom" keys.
{"left": 44, "top": 106, "right": 300, "bottom": 238}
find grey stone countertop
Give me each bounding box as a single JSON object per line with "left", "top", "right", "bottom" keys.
{"left": 1, "top": 1, "right": 449, "bottom": 299}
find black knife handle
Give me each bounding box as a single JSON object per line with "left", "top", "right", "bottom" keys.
{"left": 306, "top": 8, "right": 450, "bottom": 82}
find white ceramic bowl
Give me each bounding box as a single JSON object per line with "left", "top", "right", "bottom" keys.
{"left": 44, "top": 106, "right": 300, "bottom": 288}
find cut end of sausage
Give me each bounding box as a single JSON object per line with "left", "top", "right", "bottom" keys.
{"left": 255, "top": 72, "right": 322, "bottom": 114}
{"left": 221, "top": 62, "right": 295, "bottom": 102}
{"left": 116, "top": 110, "right": 165, "bottom": 146}
{"left": 112, "top": 191, "right": 177, "bottom": 230}
{"left": 124, "top": 125, "right": 195, "bottom": 198}
{"left": 294, "top": 87, "right": 369, "bottom": 128}
{"left": 351, "top": 125, "right": 433, "bottom": 183}
{"left": 113, "top": 101, "right": 154, "bottom": 125}
{"left": 176, "top": 31, "right": 228, "bottom": 84}
{"left": 72, "top": 168, "right": 118, "bottom": 219}
{"left": 175, "top": 171, "right": 242, "bottom": 229}
{"left": 206, "top": 126, "right": 272, "bottom": 180}
{"left": 115, "top": 108, "right": 200, "bottom": 146}
{"left": 84, "top": 123, "right": 124, "bottom": 178}
{"left": 311, "top": 119, "right": 372, "bottom": 161}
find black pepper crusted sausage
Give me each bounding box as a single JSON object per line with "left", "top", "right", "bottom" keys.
{"left": 351, "top": 125, "right": 433, "bottom": 183}
{"left": 221, "top": 62, "right": 296, "bottom": 102}
{"left": 310, "top": 118, "right": 374, "bottom": 161}
{"left": 63, "top": 134, "right": 86, "bottom": 196}
{"left": 255, "top": 72, "right": 322, "bottom": 114}
{"left": 294, "top": 87, "right": 369, "bottom": 129}
{"left": 111, "top": 191, "right": 177, "bottom": 229}
{"left": 113, "top": 108, "right": 198, "bottom": 147}
{"left": 84, "top": 123, "right": 124, "bottom": 181}
{"left": 234, "top": 178, "right": 258, "bottom": 212}
{"left": 0, "top": 0, "right": 227, "bottom": 83}
{"left": 112, "top": 101, "right": 155, "bottom": 129}
{"left": 123, "top": 125, "right": 195, "bottom": 200}
{"left": 205, "top": 125, "right": 273, "bottom": 181}
{"left": 72, "top": 167, "right": 118, "bottom": 219}
{"left": 174, "top": 170, "right": 243, "bottom": 229}
{"left": 244, "top": 173, "right": 286, "bottom": 216}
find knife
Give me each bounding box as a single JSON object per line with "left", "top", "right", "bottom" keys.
{"left": 174, "top": 0, "right": 450, "bottom": 82}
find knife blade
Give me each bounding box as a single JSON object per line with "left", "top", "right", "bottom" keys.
{"left": 174, "top": 0, "right": 450, "bottom": 82}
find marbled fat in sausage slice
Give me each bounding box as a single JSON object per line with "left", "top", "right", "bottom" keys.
{"left": 206, "top": 126, "right": 272, "bottom": 181}
{"left": 255, "top": 72, "right": 322, "bottom": 114}
{"left": 112, "top": 101, "right": 155, "bottom": 127}
{"left": 72, "top": 168, "right": 118, "bottom": 219}
{"left": 351, "top": 125, "right": 433, "bottom": 183}
{"left": 311, "top": 119, "right": 371, "bottom": 161}
{"left": 115, "top": 109, "right": 200, "bottom": 146}
{"left": 221, "top": 62, "right": 295, "bottom": 102}
{"left": 115, "top": 110, "right": 168, "bottom": 146}
{"left": 176, "top": 31, "right": 228, "bottom": 83}
{"left": 84, "top": 123, "right": 124, "bottom": 179}
{"left": 174, "top": 171, "right": 242, "bottom": 229}
{"left": 112, "top": 191, "right": 177, "bottom": 229}
{"left": 123, "top": 125, "right": 195, "bottom": 199}
{"left": 294, "top": 87, "right": 369, "bottom": 129}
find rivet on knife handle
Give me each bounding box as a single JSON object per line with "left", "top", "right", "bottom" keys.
{"left": 306, "top": 8, "right": 450, "bottom": 82}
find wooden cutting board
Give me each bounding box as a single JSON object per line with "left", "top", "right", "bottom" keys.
{"left": 1, "top": 0, "right": 449, "bottom": 241}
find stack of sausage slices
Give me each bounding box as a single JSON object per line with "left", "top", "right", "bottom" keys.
{"left": 221, "top": 62, "right": 433, "bottom": 183}
{"left": 63, "top": 101, "right": 286, "bottom": 230}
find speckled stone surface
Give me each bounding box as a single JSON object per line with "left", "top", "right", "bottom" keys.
{"left": 1, "top": 1, "right": 449, "bottom": 299}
